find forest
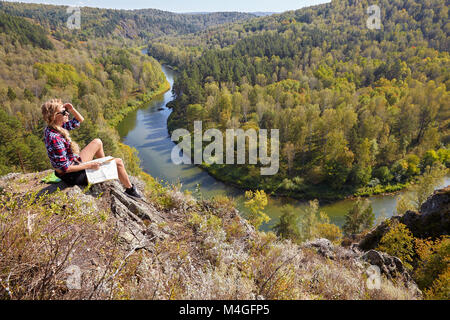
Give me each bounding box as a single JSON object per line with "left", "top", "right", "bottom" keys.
{"left": 150, "top": 0, "right": 450, "bottom": 199}
{"left": 0, "top": 1, "right": 256, "bottom": 41}
{"left": 0, "top": 2, "right": 253, "bottom": 176}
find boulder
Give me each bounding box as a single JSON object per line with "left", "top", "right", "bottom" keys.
{"left": 303, "top": 238, "right": 336, "bottom": 259}
{"left": 361, "top": 250, "right": 406, "bottom": 279}
{"left": 87, "top": 178, "right": 170, "bottom": 250}
{"left": 359, "top": 187, "right": 450, "bottom": 251}
{"left": 361, "top": 249, "right": 421, "bottom": 297}
{"left": 401, "top": 187, "right": 450, "bottom": 238}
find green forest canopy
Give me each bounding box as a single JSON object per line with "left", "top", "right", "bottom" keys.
{"left": 156, "top": 0, "right": 450, "bottom": 199}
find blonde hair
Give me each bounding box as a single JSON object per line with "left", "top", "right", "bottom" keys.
{"left": 41, "top": 98, "right": 80, "bottom": 155}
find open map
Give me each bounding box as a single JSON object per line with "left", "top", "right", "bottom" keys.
{"left": 84, "top": 156, "right": 118, "bottom": 184}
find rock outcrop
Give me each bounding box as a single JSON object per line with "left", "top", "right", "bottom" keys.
{"left": 0, "top": 170, "right": 425, "bottom": 300}
{"left": 303, "top": 238, "right": 421, "bottom": 296}
{"left": 401, "top": 187, "right": 450, "bottom": 238}
{"left": 359, "top": 187, "right": 450, "bottom": 251}
{"left": 90, "top": 179, "right": 172, "bottom": 249}
{"left": 0, "top": 170, "right": 172, "bottom": 251}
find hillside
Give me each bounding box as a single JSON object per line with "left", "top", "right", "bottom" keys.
{"left": 0, "top": 170, "right": 431, "bottom": 300}
{"left": 0, "top": 0, "right": 448, "bottom": 301}
{"left": 0, "top": 2, "right": 256, "bottom": 40}
{"left": 156, "top": 0, "right": 450, "bottom": 200}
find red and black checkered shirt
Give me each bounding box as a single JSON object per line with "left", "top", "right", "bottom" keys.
{"left": 44, "top": 118, "right": 81, "bottom": 173}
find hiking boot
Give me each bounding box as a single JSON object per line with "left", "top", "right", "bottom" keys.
{"left": 125, "top": 184, "right": 142, "bottom": 199}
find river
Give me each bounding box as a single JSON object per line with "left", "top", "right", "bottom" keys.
{"left": 117, "top": 64, "right": 450, "bottom": 231}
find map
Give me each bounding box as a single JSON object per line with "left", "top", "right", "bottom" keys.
{"left": 84, "top": 156, "right": 118, "bottom": 184}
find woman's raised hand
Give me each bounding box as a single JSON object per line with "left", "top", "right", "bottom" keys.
{"left": 63, "top": 103, "right": 74, "bottom": 112}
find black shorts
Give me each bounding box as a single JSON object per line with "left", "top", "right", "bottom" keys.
{"left": 55, "top": 161, "right": 88, "bottom": 186}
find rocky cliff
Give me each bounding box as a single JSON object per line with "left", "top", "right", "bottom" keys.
{"left": 0, "top": 170, "right": 425, "bottom": 300}
{"left": 359, "top": 187, "right": 450, "bottom": 251}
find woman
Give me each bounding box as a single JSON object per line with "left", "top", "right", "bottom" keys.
{"left": 41, "top": 99, "right": 141, "bottom": 199}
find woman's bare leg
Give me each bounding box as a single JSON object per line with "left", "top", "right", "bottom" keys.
{"left": 115, "top": 158, "right": 132, "bottom": 189}
{"left": 80, "top": 139, "right": 132, "bottom": 188}
{"left": 80, "top": 138, "right": 105, "bottom": 162}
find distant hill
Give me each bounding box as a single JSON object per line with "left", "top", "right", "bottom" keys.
{"left": 0, "top": 2, "right": 256, "bottom": 39}
{"left": 0, "top": 12, "right": 53, "bottom": 49}
{"left": 249, "top": 12, "right": 277, "bottom": 16}
{"left": 181, "top": 12, "right": 276, "bottom": 17}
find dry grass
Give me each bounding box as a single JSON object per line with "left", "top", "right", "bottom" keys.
{"left": 0, "top": 173, "right": 421, "bottom": 300}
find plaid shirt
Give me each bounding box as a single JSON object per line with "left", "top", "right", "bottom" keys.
{"left": 44, "top": 118, "right": 81, "bottom": 173}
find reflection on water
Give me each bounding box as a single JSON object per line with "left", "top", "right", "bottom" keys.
{"left": 118, "top": 65, "right": 449, "bottom": 231}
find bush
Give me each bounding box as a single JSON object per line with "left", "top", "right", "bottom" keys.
{"left": 373, "top": 166, "right": 393, "bottom": 184}
{"left": 411, "top": 163, "right": 448, "bottom": 209}
{"left": 414, "top": 236, "right": 450, "bottom": 299}
{"left": 424, "top": 268, "right": 450, "bottom": 300}
{"left": 395, "top": 194, "right": 416, "bottom": 215}
{"left": 437, "top": 148, "right": 450, "bottom": 167}
{"left": 298, "top": 199, "right": 331, "bottom": 242}
{"left": 391, "top": 160, "right": 408, "bottom": 182}
{"left": 273, "top": 205, "right": 301, "bottom": 244}
{"left": 342, "top": 198, "right": 374, "bottom": 236}
{"left": 367, "top": 178, "right": 381, "bottom": 187}
{"left": 0, "top": 189, "right": 122, "bottom": 300}
{"left": 406, "top": 154, "right": 421, "bottom": 177}
{"left": 244, "top": 190, "right": 269, "bottom": 229}
{"left": 422, "top": 150, "right": 439, "bottom": 169}
{"left": 316, "top": 223, "right": 343, "bottom": 244}
{"left": 376, "top": 222, "right": 415, "bottom": 270}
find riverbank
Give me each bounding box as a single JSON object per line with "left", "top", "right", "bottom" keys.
{"left": 194, "top": 162, "right": 446, "bottom": 204}
{"left": 165, "top": 104, "right": 430, "bottom": 203}
{"left": 107, "top": 78, "right": 171, "bottom": 128}
{"left": 117, "top": 64, "right": 450, "bottom": 230}
{"left": 107, "top": 47, "right": 172, "bottom": 128}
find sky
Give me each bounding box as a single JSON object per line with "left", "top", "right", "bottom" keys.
{"left": 3, "top": 0, "right": 331, "bottom": 13}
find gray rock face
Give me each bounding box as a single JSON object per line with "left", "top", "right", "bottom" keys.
{"left": 303, "top": 238, "right": 336, "bottom": 260}
{"left": 302, "top": 238, "right": 420, "bottom": 296}
{"left": 361, "top": 249, "right": 421, "bottom": 296}
{"left": 420, "top": 187, "right": 450, "bottom": 216}
{"left": 85, "top": 179, "right": 170, "bottom": 250}
{"left": 0, "top": 172, "right": 21, "bottom": 181}
{"left": 359, "top": 187, "right": 450, "bottom": 251}
{"left": 362, "top": 250, "right": 406, "bottom": 279}
{"left": 401, "top": 187, "right": 450, "bottom": 238}
{"left": 303, "top": 238, "right": 363, "bottom": 263}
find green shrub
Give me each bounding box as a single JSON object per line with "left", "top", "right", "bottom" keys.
{"left": 437, "top": 148, "right": 450, "bottom": 167}
{"left": 376, "top": 222, "right": 415, "bottom": 270}
{"left": 414, "top": 236, "right": 450, "bottom": 299}
{"left": 342, "top": 198, "right": 374, "bottom": 236}
{"left": 373, "top": 166, "right": 393, "bottom": 184}
{"left": 0, "top": 189, "right": 119, "bottom": 299}
{"left": 316, "top": 223, "right": 343, "bottom": 244}
{"left": 298, "top": 199, "right": 332, "bottom": 242}
{"left": 273, "top": 205, "right": 301, "bottom": 244}
{"left": 422, "top": 150, "right": 439, "bottom": 169}
{"left": 244, "top": 190, "right": 269, "bottom": 229}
